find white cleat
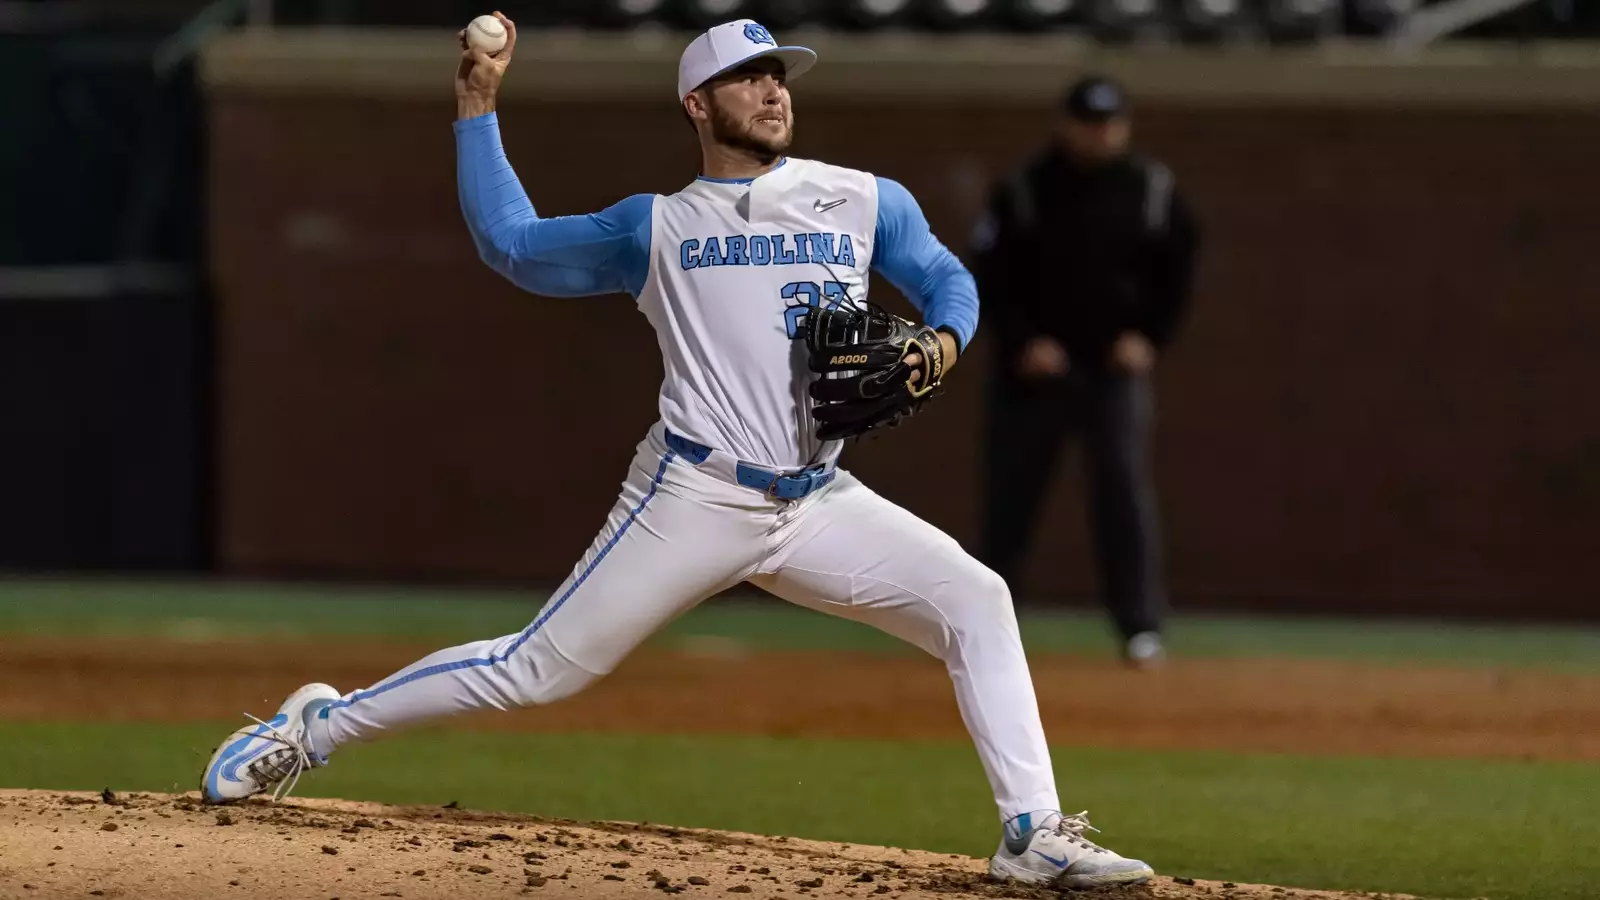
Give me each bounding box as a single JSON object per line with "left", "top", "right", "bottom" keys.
{"left": 200, "top": 682, "right": 340, "bottom": 805}
{"left": 989, "top": 810, "right": 1155, "bottom": 889}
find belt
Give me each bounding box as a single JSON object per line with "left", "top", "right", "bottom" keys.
{"left": 664, "top": 429, "right": 836, "bottom": 501}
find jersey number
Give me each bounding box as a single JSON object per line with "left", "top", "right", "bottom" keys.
{"left": 782, "top": 281, "right": 848, "bottom": 339}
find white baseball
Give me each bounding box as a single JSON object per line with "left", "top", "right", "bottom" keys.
{"left": 465, "top": 15, "right": 507, "bottom": 54}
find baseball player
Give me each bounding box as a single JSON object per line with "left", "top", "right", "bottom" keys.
{"left": 199, "top": 15, "right": 1153, "bottom": 889}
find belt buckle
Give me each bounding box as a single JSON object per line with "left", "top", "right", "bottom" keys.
{"left": 766, "top": 467, "right": 825, "bottom": 501}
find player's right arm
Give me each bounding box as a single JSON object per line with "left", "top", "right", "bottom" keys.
{"left": 455, "top": 116, "right": 652, "bottom": 297}
{"left": 453, "top": 13, "right": 652, "bottom": 298}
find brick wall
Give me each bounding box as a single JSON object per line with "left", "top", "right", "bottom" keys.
{"left": 209, "top": 95, "right": 1600, "bottom": 617}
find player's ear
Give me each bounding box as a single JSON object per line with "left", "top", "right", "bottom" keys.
{"left": 683, "top": 91, "right": 709, "bottom": 129}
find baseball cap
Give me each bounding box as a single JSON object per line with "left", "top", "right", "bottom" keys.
{"left": 1063, "top": 76, "right": 1128, "bottom": 121}
{"left": 676, "top": 20, "right": 817, "bottom": 102}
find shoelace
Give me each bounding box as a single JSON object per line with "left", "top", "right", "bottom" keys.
{"left": 1052, "top": 811, "right": 1108, "bottom": 854}
{"left": 241, "top": 712, "right": 314, "bottom": 802}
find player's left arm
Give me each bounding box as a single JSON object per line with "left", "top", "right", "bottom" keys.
{"left": 870, "top": 177, "right": 978, "bottom": 371}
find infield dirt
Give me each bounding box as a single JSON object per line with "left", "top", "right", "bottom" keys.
{"left": 3, "top": 636, "right": 1597, "bottom": 760}
{"left": 0, "top": 790, "right": 1410, "bottom": 900}
{"left": 4, "top": 636, "right": 1582, "bottom": 898}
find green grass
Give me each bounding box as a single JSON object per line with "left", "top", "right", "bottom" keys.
{"left": 2, "top": 578, "right": 1600, "bottom": 670}
{"left": 2, "top": 721, "right": 1595, "bottom": 900}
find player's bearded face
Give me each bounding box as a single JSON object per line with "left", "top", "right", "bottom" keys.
{"left": 703, "top": 74, "right": 793, "bottom": 158}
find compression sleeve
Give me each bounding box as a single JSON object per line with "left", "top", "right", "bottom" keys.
{"left": 456, "top": 112, "right": 652, "bottom": 298}
{"left": 870, "top": 176, "right": 979, "bottom": 350}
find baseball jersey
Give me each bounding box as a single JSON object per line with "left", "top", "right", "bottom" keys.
{"left": 455, "top": 113, "right": 979, "bottom": 469}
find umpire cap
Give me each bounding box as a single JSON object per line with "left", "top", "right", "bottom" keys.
{"left": 1063, "top": 76, "right": 1129, "bottom": 121}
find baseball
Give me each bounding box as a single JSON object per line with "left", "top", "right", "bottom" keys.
{"left": 465, "top": 14, "right": 507, "bottom": 54}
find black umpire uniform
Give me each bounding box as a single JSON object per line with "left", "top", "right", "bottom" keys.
{"left": 971, "top": 76, "right": 1200, "bottom": 666}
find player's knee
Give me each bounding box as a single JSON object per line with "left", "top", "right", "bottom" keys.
{"left": 501, "top": 654, "right": 601, "bottom": 707}
{"left": 967, "top": 563, "right": 1010, "bottom": 603}
{"left": 945, "top": 562, "right": 1020, "bottom": 637}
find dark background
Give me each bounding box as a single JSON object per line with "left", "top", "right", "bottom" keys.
{"left": 0, "top": 30, "right": 209, "bottom": 571}
{"left": 206, "top": 95, "right": 1600, "bottom": 617}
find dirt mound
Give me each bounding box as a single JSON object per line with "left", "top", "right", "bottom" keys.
{"left": 0, "top": 790, "right": 1397, "bottom": 900}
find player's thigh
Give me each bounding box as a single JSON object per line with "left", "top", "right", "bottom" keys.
{"left": 750, "top": 473, "right": 1017, "bottom": 659}
{"left": 534, "top": 452, "right": 763, "bottom": 675}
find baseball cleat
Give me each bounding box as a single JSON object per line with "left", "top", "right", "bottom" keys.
{"left": 200, "top": 682, "right": 340, "bottom": 805}
{"left": 989, "top": 810, "right": 1154, "bottom": 888}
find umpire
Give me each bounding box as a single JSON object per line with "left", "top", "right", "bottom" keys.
{"left": 971, "top": 75, "right": 1200, "bottom": 668}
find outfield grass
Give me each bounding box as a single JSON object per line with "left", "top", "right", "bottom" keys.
{"left": 3, "top": 721, "right": 1595, "bottom": 900}
{"left": 2, "top": 579, "right": 1600, "bottom": 670}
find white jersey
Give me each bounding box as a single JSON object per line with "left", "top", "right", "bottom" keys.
{"left": 642, "top": 158, "right": 875, "bottom": 469}
{"left": 454, "top": 115, "right": 978, "bottom": 472}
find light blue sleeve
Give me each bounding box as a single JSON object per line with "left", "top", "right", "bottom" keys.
{"left": 870, "top": 176, "right": 979, "bottom": 351}
{"left": 455, "top": 113, "right": 652, "bottom": 298}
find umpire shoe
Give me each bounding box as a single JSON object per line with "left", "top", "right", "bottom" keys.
{"left": 1124, "top": 631, "right": 1167, "bottom": 670}
{"left": 989, "top": 810, "right": 1155, "bottom": 888}
{"left": 200, "top": 682, "right": 340, "bottom": 805}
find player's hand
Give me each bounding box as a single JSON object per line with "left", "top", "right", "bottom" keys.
{"left": 1018, "top": 335, "right": 1069, "bottom": 379}
{"left": 905, "top": 330, "right": 960, "bottom": 386}
{"left": 455, "top": 11, "right": 516, "bottom": 120}
{"left": 1109, "top": 332, "right": 1156, "bottom": 375}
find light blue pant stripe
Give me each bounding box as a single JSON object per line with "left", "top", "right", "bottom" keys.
{"left": 324, "top": 451, "right": 676, "bottom": 712}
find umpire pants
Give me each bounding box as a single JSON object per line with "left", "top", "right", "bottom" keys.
{"left": 979, "top": 364, "right": 1167, "bottom": 640}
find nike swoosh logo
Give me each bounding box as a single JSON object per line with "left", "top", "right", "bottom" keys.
{"left": 814, "top": 198, "right": 847, "bottom": 213}
{"left": 1031, "top": 850, "right": 1071, "bottom": 869}
{"left": 217, "top": 715, "right": 286, "bottom": 783}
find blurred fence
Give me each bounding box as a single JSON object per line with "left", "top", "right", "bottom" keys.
{"left": 195, "top": 31, "right": 1600, "bottom": 618}
{"left": 37, "top": 0, "right": 1599, "bottom": 40}
{"left": 0, "top": 28, "right": 210, "bottom": 570}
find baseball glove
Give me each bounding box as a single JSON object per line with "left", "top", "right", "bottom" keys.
{"left": 800, "top": 301, "right": 949, "bottom": 441}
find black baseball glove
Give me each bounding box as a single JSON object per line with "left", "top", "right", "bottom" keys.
{"left": 800, "top": 301, "right": 950, "bottom": 441}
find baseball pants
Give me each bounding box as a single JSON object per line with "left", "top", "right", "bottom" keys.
{"left": 315, "top": 422, "right": 1061, "bottom": 822}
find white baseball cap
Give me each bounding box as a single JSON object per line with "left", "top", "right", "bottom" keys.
{"left": 676, "top": 20, "right": 817, "bottom": 102}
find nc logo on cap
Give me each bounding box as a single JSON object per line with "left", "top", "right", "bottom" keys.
{"left": 743, "top": 23, "right": 776, "bottom": 46}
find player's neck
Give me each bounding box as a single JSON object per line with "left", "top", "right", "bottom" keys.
{"left": 699, "top": 143, "right": 785, "bottom": 183}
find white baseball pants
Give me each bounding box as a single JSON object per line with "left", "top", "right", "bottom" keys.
{"left": 316, "top": 423, "right": 1060, "bottom": 821}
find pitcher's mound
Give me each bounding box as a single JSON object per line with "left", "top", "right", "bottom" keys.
{"left": 0, "top": 790, "right": 1390, "bottom": 900}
